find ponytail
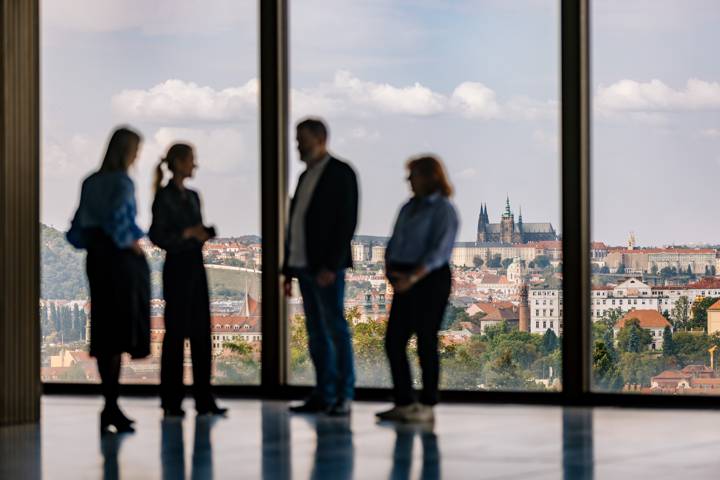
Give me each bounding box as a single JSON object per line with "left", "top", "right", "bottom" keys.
{"left": 153, "top": 158, "right": 166, "bottom": 192}
{"left": 154, "top": 143, "right": 193, "bottom": 192}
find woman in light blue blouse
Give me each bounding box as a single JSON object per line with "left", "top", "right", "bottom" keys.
{"left": 67, "top": 126, "right": 150, "bottom": 434}
{"left": 376, "top": 155, "right": 459, "bottom": 424}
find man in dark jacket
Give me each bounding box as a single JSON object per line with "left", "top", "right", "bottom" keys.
{"left": 283, "top": 118, "right": 359, "bottom": 416}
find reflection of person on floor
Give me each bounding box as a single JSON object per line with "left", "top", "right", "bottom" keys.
{"left": 161, "top": 416, "right": 219, "bottom": 480}
{"left": 67, "top": 126, "right": 150, "bottom": 435}
{"left": 100, "top": 431, "right": 132, "bottom": 480}
{"left": 149, "top": 143, "right": 226, "bottom": 418}
{"left": 283, "top": 118, "right": 360, "bottom": 417}
{"left": 377, "top": 155, "right": 459, "bottom": 424}
{"left": 389, "top": 423, "right": 441, "bottom": 480}
{"left": 310, "top": 417, "right": 354, "bottom": 480}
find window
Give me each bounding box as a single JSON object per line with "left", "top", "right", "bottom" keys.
{"left": 591, "top": 1, "right": 720, "bottom": 395}
{"left": 288, "top": 0, "right": 561, "bottom": 391}
{"left": 40, "top": 0, "right": 260, "bottom": 385}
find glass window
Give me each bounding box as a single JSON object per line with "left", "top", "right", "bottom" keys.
{"left": 288, "top": 1, "right": 561, "bottom": 391}
{"left": 40, "top": 0, "right": 260, "bottom": 385}
{"left": 591, "top": 0, "right": 720, "bottom": 394}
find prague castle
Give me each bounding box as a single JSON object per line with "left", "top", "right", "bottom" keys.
{"left": 477, "top": 197, "right": 558, "bottom": 244}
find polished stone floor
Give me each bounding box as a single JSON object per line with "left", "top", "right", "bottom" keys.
{"left": 2, "top": 397, "right": 720, "bottom": 479}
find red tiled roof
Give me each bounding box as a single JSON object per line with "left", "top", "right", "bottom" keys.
{"left": 709, "top": 299, "right": 720, "bottom": 311}
{"left": 688, "top": 278, "right": 720, "bottom": 290}
{"left": 612, "top": 248, "right": 716, "bottom": 255}
{"left": 651, "top": 370, "right": 690, "bottom": 380}
{"left": 616, "top": 309, "right": 671, "bottom": 329}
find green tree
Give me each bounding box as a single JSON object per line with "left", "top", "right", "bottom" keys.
{"left": 593, "top": 341, "right": 623, "bottom": 391}
{"left": 661, "top": 326, "right": 676, "bottom": 357}
{"left": 541, "top": 329, "right": 559, "bottom": 355}
{"left": 487, "top": 254, "right": 502, "bottom": 269}
{"left": 616, "top": 318, "right": 652, "bottom": 353}
{"left": 671, "top": 296, "right": 690, "bottom": 330}
{"left": 690, "top": 297, "right": 719, "bottom": 331}
{"left": 533, "top": 255, "right": 551, "bottom": 269}
{"left": 501, "top": 258, "right": 514, "bottom": 269}
{"left": 599, "top": 308, "right": 624, "bottom": 331}
{"left": 472, "top": 256, "right": 484, "bottom": 268}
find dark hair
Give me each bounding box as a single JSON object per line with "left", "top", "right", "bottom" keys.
{"left": 296, "top": 117, "right": 328, "bottom": 142}
{"left": 99, "top": 126, "right": 142, "bottom": 173}
{"left": 154, "top": 143, "right": 193, "bottom": 192}
{"left": 407, "top": 155, "right": 453, "bottom": 197}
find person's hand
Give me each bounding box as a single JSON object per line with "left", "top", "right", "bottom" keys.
{"left": 316, "top": 269, "right": 337, "bottom": 287}
{"left": 131, "top": 240, "right": 145, "bottom": 257}
{"left": 283, "top": 278, "right": 293, "bottom": 297}
{"left": 183, "top": 224, "right": 209, "bottom": 242}
{"left": 393, "top": 274, "right": 413, "bottom": 293}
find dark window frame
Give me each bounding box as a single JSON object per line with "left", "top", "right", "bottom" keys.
{"left": 42, "top": 0, "right": 720, "bottom": 409}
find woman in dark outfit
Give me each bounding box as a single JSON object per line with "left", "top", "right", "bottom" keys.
{"left": 67, "top": 127, "right": 151, "bottom": 434}
{"left": 376, "top": 155, "right": 459, "bottom": 424}
{"left": 149, "top": 143, "right": 226, "bottom": 417}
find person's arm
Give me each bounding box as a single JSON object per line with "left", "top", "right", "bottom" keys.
{"left": 322, "top": 164, "right": 359, "bottom": 272}
{"left": 104, "top": 177, "right": 144, "bottom": 250}
{"left": 395, "top": 201, "right": 458, "bottom": 292}
{"left": 416, "top": 201, "right": 458, "bottom": 276}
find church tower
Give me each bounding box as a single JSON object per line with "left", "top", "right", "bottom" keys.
{"left": 476, "top": 203, "right": 488, "bottom": 242}
{"left": 500, "top": 196, "right": 515, "bottom": 244}
{"left": 518, "top": 283, "right": 530, "bottom": 332}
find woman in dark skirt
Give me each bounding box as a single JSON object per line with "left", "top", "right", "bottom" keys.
{"left": 376, "top": 155, "right": 459, "bottom": 424}
{"left": 149, "top": 143, "right": 226, "bottom": 417}
{"left": 67, "top": 126, "right": 150, "bottom": 434}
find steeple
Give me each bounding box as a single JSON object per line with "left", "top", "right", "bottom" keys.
{"left": 503, "top": 195, "right": 512, "bottom": 218}
{"left": 518, "top": 206, "right": 523, "bottom": 224}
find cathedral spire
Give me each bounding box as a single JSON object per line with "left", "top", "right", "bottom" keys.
{"left": 503, "top": 195, "right": 512, "bottom": 218}
{"left": 518, "top": 206, "right": 523, "bottom": 224}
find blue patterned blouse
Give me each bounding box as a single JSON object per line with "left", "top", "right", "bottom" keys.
{"left": 66, "top": 171, "right": 144, "bottom": 249}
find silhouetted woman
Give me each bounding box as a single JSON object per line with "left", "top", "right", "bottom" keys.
{"left": 376, "top": 155, "right": 459, "bottom": 423}
{"left": 149, "top": 143, "right": 226, "bottom": 417}
{"left": 67, "top": 126, "right": 151, "bottom": 434}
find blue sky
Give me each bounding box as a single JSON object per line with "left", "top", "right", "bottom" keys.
{"left": 41, "top": 0, "right": 720, "bottom": 246}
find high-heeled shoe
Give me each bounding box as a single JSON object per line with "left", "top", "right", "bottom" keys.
{"left": 100, "top": 408, "right": 136, "bottom": 434}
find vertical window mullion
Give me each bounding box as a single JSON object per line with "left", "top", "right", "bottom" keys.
{"left": 560, "top": 0, "right": 591, "bottom": 402}
{"left": 260, "top": 0, "right": 289, "bottom": 392}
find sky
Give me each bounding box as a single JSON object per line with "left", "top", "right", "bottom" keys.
{"left": 41, "top": 0, "right": 720, "bottom": 246}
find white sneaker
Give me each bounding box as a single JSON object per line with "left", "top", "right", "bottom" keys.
{"left": 375, "top": 404, "right": 416, "bottom": 421}
{"left": 402, "top": 403, "right": 435, "bottom": 423}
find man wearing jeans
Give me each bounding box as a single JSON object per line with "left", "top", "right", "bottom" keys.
{"left": 283, "top": 118, "right": 359, "bottom": 416}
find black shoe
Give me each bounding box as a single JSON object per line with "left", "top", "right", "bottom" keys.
{"left": 100, "top": 408, "right": 136, "bottom": 434}
{"left": 326, "top": 399, "right": 352, "bottom": 417}
{"left": 163, "top": 408, "right": 186, "bottom": 418}
{"left": 197, "top": 405, "right": 228, "bottom": 417}
{"left": 289, "top": 398, "right": 328, "bottom": 414}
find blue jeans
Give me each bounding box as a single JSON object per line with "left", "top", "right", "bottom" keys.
{"left": 296, "top": 268, "right": 355, "bottom": 404}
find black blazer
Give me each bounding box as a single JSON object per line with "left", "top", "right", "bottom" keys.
{"left": 283, "top": 156, "right": 359, "bottom": 276}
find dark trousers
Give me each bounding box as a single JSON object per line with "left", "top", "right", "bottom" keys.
{"left": 296, "top": 268, "right": 355, "bottom": 404}
{"left": 160, "top": 250, "right": 212, "bottom": 410}
{"left": 385, "top": 265, "right": 451, "bottom": 406}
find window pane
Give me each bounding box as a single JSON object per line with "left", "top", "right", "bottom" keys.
{"left": 288, "top": 1, "right": 561, "bottom": 391}
{"left": 40, "top": 0, "right": 260, "bottom": 385}
{"left": 591, "top": 1, "right": 720, "bottom": 394}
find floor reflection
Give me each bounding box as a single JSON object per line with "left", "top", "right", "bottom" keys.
{"left": 562, "top": 408, "right": 594, "bottom": 480}
{"left": 159, "top": 415, "right": 220, "bottom": 480}
{"left": 386, "top": 422, "right": 440, "bottom": 480}
{"left": 0, "top": 423, "right": 41, "bottom": 479}
{"left": 308, "top": 416, "right": 354, "bottom": 480}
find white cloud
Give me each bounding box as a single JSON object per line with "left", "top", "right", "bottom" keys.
{"left": 112, "top": 79, "right": 258, "bottom": 124}
{"left": 450, "top": 82, "right": 501, "bottom": 119}
{"left": 596, "top": 79, "right": 720, "bottom": 114}
{"left": 151, "top": 127, "right": 250, "bottom": 175}
{"left": 112, "top": 71, "right": 555, "bottom": 124}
